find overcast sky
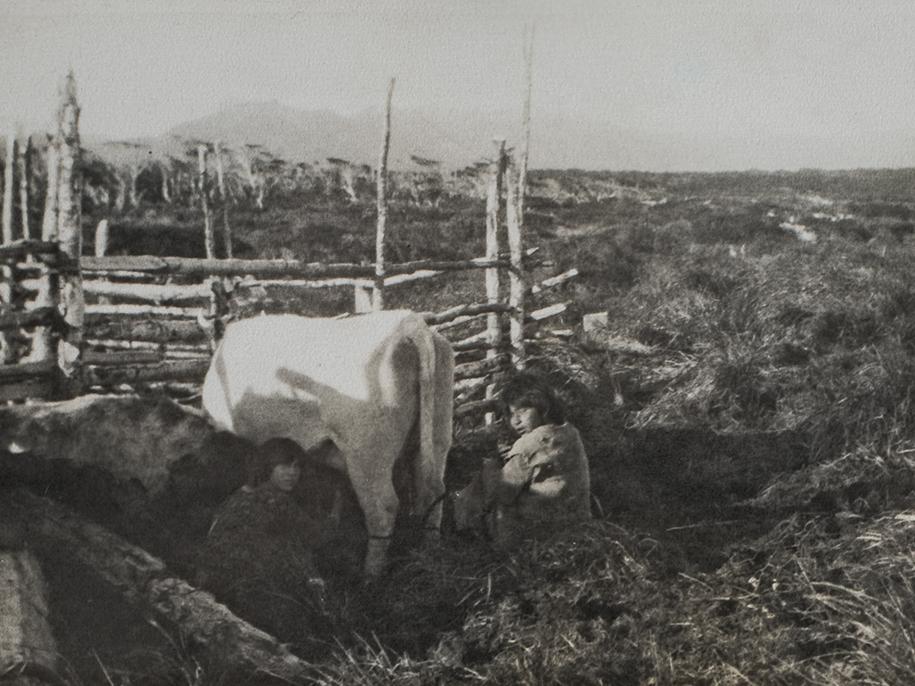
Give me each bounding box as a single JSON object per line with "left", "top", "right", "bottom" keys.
{"left": 2, "top": 0, "right": 915, "bottom": 169}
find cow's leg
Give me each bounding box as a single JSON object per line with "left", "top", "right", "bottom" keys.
{"left": 346, "top": 455, "right": 400, "bottom": 577}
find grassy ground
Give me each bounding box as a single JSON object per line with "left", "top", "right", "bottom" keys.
{"left": 40, "top": 168, "right": 915, "bottom": 683}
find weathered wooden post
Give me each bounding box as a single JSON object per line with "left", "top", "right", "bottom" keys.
{"left": 0, "top": 132, "right": 15, "bottom": 362}
{"left": 484, "top": 139, "right": 507, "bottom": 422}
{"left": 2, "top": 130, "right": 14, "bottom": 244}
{"left": 94, "top": 219, "right": 111, "bottom": 306}
{"left": 214, "top": 140, "right": 232, "bottom": 258}
{"left": 505, "top": 27, "right": 534, "bottom": 369}
{"left": 18, "top": 131, "right": 31, "bottom": 240}
{"left": 373, "top": 78, "right": 395, "bottom": 311}
{"left": 29, "top": 134, "right": 62, "bottom": 365}
{"left": 55, "top": 71, "right": 85, "bottom": 391}
{"left": 198, "top": 144, "right": 215, "bottom": 260}
{"left": 506, "top": 159, "right": 526, "bottom": 367}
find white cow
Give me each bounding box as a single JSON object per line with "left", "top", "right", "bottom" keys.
{"left": 201, "top": 311, "right": 454, "bottom": 576}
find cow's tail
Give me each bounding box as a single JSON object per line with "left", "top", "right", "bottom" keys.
{"left": 403, "top": 314, "right": 437, "bottom": 511}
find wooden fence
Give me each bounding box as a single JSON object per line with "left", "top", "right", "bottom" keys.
{"left": 0, "top": 74, "right": 578, "bottom": 422}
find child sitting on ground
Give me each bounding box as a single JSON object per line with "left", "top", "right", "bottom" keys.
{"left": 196, "top": 437, "right": 331, "bottom": 651}
{"left": 454, "top": 373, "right": 592, "bottom": 548}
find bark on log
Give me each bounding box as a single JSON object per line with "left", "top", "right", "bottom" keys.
{"left": 79, "top": 255, "right": 505, "bottom": 280}
{"left": 0, "top": 548, "right": 60, "bottom": 685}
{"left": 85, "top": 303, "right": 202, "bottom": 319}
{"left": 0, "top": 360, "right": 55, "bottom": 382}
{"left": 83, "top": 359, "right": 210, "bottom": 387}
{"left": 82, "top": 350, "right": 164, "bottom": 366}
{"left": 0, "top": 489, "right": 313, "bottom": 683}
{"left": 84, "top": 317, "right": 207, "bottom": 344}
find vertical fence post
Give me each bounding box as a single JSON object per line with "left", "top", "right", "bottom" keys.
{"left": 94, "top": 219, "right": 111, "bottom": 306}
{"left": 198, "top": 144, "right": 215, "bottom": 260}
{"left": 0, "top": 132, "right": 15, "bottom": 362}
{"left": 55, "top": 71, "right": 85, "bottom": 392}
{"left": 506, "top": 158, "right": 525, "bottom": 368}
{"left": 18, "top": 131, "right": 31, "bottom": 240}
{"left": 214, "top": 140, "right": 232, "bottom": 258}
{"left": 2, "top": 130, "right": 14, "bottom": 244}
{"left": 30, "top": 134, "right": 61, "bottom": 364}
{"left": 484, "top": 139, "right": 506, "bottom": 422}
{"left": 373, "top": 78, "right": 395, "bottom": 311}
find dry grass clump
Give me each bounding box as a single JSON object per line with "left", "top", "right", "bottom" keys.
{"left": 317, "top": 521, "right": 664, "bottom": 686}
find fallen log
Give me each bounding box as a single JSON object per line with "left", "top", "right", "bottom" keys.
{"left": 0, "top": 489, "right": 313, "bottom": 683}
{"left": 0, "top": 545, "right": 61, "bottom": 686}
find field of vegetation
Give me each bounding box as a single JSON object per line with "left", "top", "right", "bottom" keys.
{"left": 28, "top": 165, "right": 915, "bottom": 684}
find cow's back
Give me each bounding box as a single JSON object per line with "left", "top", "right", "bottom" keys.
{"left": 202, "top": 311, "right": 425, "bottom": 453}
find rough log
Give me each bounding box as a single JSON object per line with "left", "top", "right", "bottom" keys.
{"left": 455, "top": 396, "right": 500, "bottom": 418}
{"left": 82, "top": 280, "right": 213, "bottom": 305}
{"left": 0, "top": 379, "right": 54, "bottom": 402}
{"left": 83, "top": 359, "right": 210, "bottom": 387}
{"left": 529, "top": 268, "right": 578, "bottom": 296}
{"left": 0, "top": 360, "right": 55, "bottom": 382}
{"left": 423, "top": 302, "right": 513, "bottom": 327}
{"left": 85, "top": 338, "right": 207, "bottom": 355}
{"left": 0, "top": 489, "right": 313, "bottom": 683}
{"left": 82, "top": 350, "right": 163, "bottom": 366}
{"left": 528, "top": 302, "right": 568, "bottom": 321}
{"left": 0, "top": 307, "right": 57, "bottom": 332}
{"left": 79, "top": 255, "right": 507, "bottom": 280}
{"left": 451, "top": 330, "right": 489, "bottom": 351}
{"left": 454, "top": 353, "right": 510, "bottom": 381}
{"left": 0, "top": 547, "right": 61, "bottom": 685}
{"left": 85, "top": 303, "right": 202, "bottom": 319}
{"left": 0, "top": 241, "right": 61, "bottom": 262}
{"left": 84, "top": 317, "right": 207, "bottom": 344}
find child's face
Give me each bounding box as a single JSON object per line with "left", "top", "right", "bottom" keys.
{"left": 508, "top": 404, "right": 543, "bottom": 436}
{"left": 269, "top": 461, "right": 301, "bottom": 492}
